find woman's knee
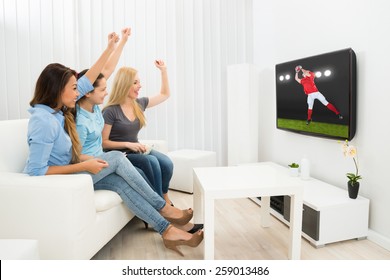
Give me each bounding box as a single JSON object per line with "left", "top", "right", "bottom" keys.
{"left": 127, "top": 154, "right": 153, "bottom": 169}
{"left": 106, "top": 150, "right": 124, "bottom": 158}
{"left": 100, "top": 151, "right": 125, "bottom": 165}
{"left": 159, "top": 156, "right": 173, "bottom": 174}
{"left": 147, "top": 155, "right": 160, "bottom": 167}
{"left": 151, "top": 151, "right": 173, "bottom": 170}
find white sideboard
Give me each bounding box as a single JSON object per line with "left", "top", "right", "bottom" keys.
{"left": 247, "top": 162, "right": 370, "bottom": 248}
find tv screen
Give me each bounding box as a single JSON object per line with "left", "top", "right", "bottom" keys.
{"left": 275, "top": 48, "right": 356, "bottom": 140}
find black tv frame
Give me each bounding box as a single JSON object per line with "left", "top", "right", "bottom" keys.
{"left": 275, "top": 48, "right": 357, "bottom": 141}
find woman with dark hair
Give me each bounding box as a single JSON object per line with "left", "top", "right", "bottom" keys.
{"left": 75, "top": 28, "right": 155, "bottom": 188}
{"left": 75, "top": 28, "right": 202, "bottom": 235}
{"left": 24, "top": 33, "right": 203, "bottom": 256}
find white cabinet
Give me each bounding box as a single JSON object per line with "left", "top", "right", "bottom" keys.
{"left": 250, "top": 162, "right": 370, "bottom": 247}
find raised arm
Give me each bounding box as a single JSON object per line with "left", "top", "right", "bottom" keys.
{"left": 102, "top": 27, "right": 131, "bottom": 80}
{"left": 147, "top": 60, "right": 170, "bottom": 108}
{"left": 84, "top": 32, "right": 119, "bottom": 85}
{"left": 295, "top": 72, "right": 301, "bottom": 84}
{"left": 295, "top": 66, "right": 302, "bottom": 84}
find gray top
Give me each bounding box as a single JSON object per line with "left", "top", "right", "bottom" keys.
{"left": 102, "top": 97, "right": 149, "bottom": 144}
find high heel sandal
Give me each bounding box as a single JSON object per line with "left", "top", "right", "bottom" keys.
{"left": 187, "top": 224, "right": 203, "bottom": 234}
{"left": 163, "top": 208, "right": 193, "bottom": 226}
{"left": 162, "top": 225, "right": 204, "bottom": 256}
{"left": 142, "top": 220, "right": 149, "bottom": 229}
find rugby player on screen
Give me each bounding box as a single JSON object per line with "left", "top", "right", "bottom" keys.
{"left": 295, "top": 66, "right": 343, "bottom": 125}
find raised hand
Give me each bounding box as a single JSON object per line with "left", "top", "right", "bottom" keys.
{"left": 121, "top": 27, "right": 131, "bottom": 42}
{"left": 107, "top": 32, "right": 120, "bottom": 51}
{"left": 154, "top": 60, "right": 167, "bottom": 71}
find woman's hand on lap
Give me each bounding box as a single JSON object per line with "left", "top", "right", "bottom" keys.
{"left": 126, "top": 142, "right": 147, "bottom": 153}
{"left": 84, "top": 158, "right": 109, "bottom": 174}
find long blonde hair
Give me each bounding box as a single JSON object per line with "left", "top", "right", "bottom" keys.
{"left": 104, "top": 67, "right": 146, "bottom": 128}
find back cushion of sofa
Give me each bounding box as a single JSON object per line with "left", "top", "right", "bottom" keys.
{"left": 0, "top": 119, "right": 29, "bottom": 172}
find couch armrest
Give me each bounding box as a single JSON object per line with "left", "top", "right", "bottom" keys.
{"left": 0, "top": 172, "right": 95, "bottom": 258}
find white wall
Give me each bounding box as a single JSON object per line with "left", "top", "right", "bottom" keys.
{"left": 253, "top": 0, "right": 390, "bottom": 250}
{"left": 0, "top": 0, "right": 78, "bottom": 121}
{"left": 0, "top": 0, "right": 253, "bottom": 165}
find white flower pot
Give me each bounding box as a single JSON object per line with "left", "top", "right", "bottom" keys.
{"left": 289, "top": 167, "right": 299, "bottom": 177}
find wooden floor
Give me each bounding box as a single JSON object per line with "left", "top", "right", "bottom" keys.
{"left": 92, "top": 190, "right": 390, "bottom": 260}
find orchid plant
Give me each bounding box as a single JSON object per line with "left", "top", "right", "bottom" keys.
{"left": 342, "top": 140, "right": 362, "bottom": 186}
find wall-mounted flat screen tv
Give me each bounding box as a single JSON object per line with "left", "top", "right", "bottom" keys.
{"left": 275, "top": 48, "right": 356, "bottom": 140}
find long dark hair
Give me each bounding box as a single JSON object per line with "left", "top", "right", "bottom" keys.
{"left": 30, "top": 63, "right": 81, "bottom": 163}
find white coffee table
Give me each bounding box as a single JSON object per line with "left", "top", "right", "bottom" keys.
{"left": 193, "top": 162, "right": 303, "bottom": 260}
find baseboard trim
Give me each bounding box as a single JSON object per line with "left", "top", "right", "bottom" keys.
{"left": 368, "top": 229, "right": 390, "bottom": 252}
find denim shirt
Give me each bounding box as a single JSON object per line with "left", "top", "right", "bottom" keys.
{"left": 23, "top": 75, "right": 93, "bottom": 176}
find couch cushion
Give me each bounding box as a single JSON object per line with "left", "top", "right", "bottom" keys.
{"left": 94, "top": 190, "right": 123, "bottom": 212}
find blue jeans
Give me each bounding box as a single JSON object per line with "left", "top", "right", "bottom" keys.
{"left": 82, "top": 151, "right": 170, "bottom": 235}
{"left": 126, "top": 149, "right": 173, "bottom": 197}
{"left": 126, "top": 153, "right": 157, "bottom": 194}
{"left": 94, "top": 173, "right": 169, "bottom": 235}
{"left": 135, "top": 166, "right": 153, "bottom": 188}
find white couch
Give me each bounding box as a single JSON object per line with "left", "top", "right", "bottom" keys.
{"left": 0, "top": 119, "right": 168, "bottom": 259}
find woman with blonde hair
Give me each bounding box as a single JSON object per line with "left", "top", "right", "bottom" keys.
{"left": 102, "top": 62, "right": 171, "bottom": 203}
{"left": 102, "top": 61, "right": 203, "bottom": 235}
